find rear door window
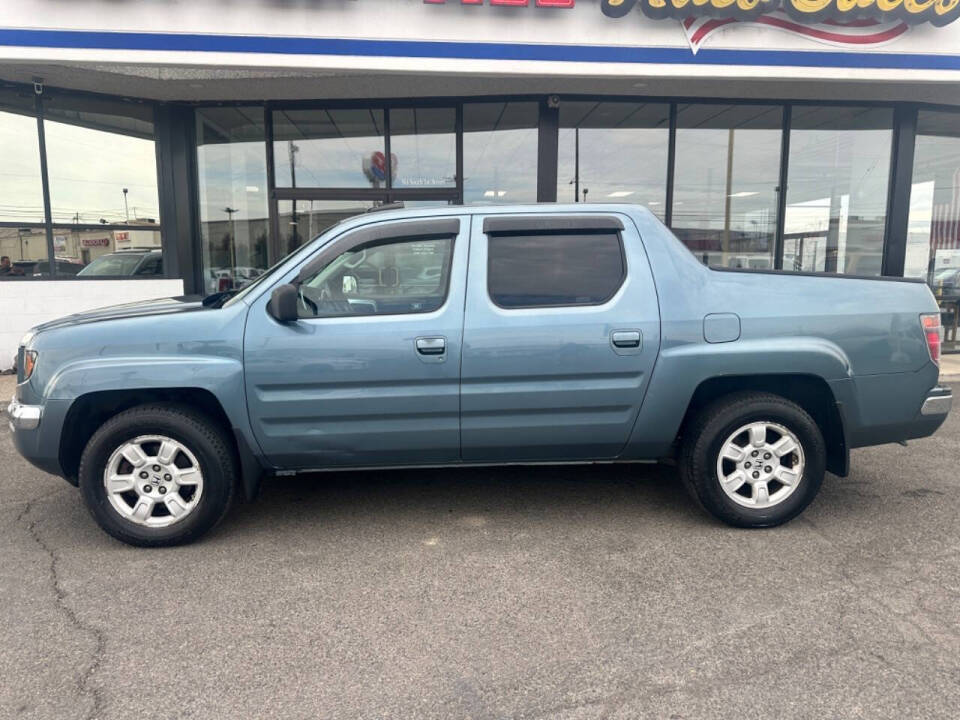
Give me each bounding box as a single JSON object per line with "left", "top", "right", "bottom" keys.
{"left": 487, "top": 231, "right": 625, "bottom": 308}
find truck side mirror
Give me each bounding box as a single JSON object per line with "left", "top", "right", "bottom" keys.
{"left": 267, "top": 283, "right": 299, "bottom": 323}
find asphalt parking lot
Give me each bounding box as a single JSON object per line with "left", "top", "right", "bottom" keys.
{"left": 2, "top": 376, "right": 959, "bottom": 720}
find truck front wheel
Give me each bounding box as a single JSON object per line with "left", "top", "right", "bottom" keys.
{"left": 679, "top": 392, "right": 826, "bottom": 528}
{"left": 78, "top": 404, "right": 237, "bottom": 547}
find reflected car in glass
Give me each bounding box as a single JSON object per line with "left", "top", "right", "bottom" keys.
{"left": 9, "top": 258, "right": 85, "bottom": 277}
{"left": 76, "top": 249, "right": 162, "bottom": 277}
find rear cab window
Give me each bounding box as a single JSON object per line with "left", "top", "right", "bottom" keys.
{"left": 484, "top": 218, "right": 626, "bottom": 308}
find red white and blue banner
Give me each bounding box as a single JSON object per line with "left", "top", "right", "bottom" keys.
{"left": 680, "top": 12, "right": 911, "bottom": 53}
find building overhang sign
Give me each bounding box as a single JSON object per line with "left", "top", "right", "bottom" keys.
{"left": 426, "top": 0, "right": 959, "bottom": 52}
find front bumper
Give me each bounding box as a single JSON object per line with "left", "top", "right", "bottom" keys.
{"left": 7, "top": 397, "right": 42, "bottom": 430}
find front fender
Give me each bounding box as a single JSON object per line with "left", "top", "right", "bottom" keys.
{"left": 20, "top": 355, "right": 262, "bottom": 488}
{"left": 45, "top": 355, "right": 246, "bottom": 412}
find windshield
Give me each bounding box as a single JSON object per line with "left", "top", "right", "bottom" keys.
{"left": 77, "top": 253, "right": 144, "bottom": 277}
{"left": 221, "top": 245, "right": 310, "bottom": 309}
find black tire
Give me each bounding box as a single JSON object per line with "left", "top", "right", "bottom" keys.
{"left": 678, "top": 392, "right": 826, "bottom": 528}
{"left": 79, "top": 404, "right": 237, "bottom": 547}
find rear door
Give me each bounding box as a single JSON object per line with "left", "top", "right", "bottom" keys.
{"left": 243, "top": 215, "right": 468, "bottom": 469}
{"left": 460, "top": 213, "right": 661, "bottom": 462}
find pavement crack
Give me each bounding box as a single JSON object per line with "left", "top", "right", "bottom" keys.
{"left": 17, "top": 497, "right": 107, "bottom": 720}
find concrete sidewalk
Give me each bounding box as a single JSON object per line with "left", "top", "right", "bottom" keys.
{"left": 1, "top": 373, "right": 14, "bottom": 401}
{"left": 941, "top": 352, "right": 960, "bottom": 381}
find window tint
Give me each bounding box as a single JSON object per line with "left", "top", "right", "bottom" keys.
{"left": 487, "top": 232, "right": 624, "bottom": 308}
{"left": 298, "top": 236, "right": 454, "bottom": 318}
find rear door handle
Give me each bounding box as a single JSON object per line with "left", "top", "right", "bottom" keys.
{"left": 416, "top": 337, "right": 446, "bottom": 355}
{"left": 611, "top": 330, "right": 641, "bottom": 349}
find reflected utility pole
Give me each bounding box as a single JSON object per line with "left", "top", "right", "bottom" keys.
{"left": 288, "top": 142, "right": 299, "bottom": 251}
{"left": 224, "top": 206, "right": 238, "bottom": 273}
{"left": 574, "top": 128, "right": 580, "bottom": 202}
{"left": 122, "top": 188, "right": 130, "bottom": 222}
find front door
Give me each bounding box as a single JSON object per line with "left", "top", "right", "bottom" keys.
{"left": 460, "top": 213, "right": 661, "bottom": 462}
{"left": 244, "top": 215, "right": 469, "bottom": 469}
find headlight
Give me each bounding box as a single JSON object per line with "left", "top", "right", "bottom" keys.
{"left": 21, "top": 350, "right": 38, "bottom": 381}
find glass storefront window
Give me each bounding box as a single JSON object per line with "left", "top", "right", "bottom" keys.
{"left": 557, "top": 101, "right": 669, "bottom": 215}
{"left": 277, "top": 199, "right": 379, "bottom": 256}
{"left": 906, "top": 111, "right": 960, "bottom": 284}
{"left": 0, "top": 87, "right": 48, "bottom": 279}
{"left": 273, "top": 109, "right": 386, "bottom": 189}
{"left": 43, "top": 96, "right": 160, "bottom": 227}
{"left": 906, "top": 109, "right": 960, "bottom": 353}
{"left": 0, "top": 227, "right": 50, "bottom": 278}
{"left": 673, "top": 104, "right": 783, "bottom": 269}
{"left": 463, "top": 102, "right": 538, "bottom": 204}
{"left": 390, "top": 108, "right": 457, "bottom": 189}
{"left": 197, "top": 107, "right": 270, "bottom": 294}
{"left": 0, "top": 88, "right": 44, "bottom": 224}
{"left": 784, "top": 106, "right": 892, "bottom": 276}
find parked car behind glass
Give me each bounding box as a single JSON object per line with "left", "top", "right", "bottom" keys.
{"left": 76, "top": 249, "right": 162, "bottom": 277}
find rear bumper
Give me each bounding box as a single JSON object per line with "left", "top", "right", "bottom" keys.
{"left": 839, "top": 371, "right": 952, "bottom": 448}
{"left": 920, "top": 387, "right": 952, "bottom": 416}
{"left": 902, "top": 385, "right": 952, "bottom": 442}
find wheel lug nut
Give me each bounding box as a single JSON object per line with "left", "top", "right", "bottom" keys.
{"left": 152, "top": 464, "right": 161, "bottom": 472}
{"left": 751, "top": 451, "right": 759, "bottom": 457}
{"left": 752, "top": 471, "right": 760, "bottom": 479}
{"left": 139, "top": 471, "right": 149, "bottom": 479}
{"left": 744, "top": 461, "right": 751, "bottom": 468}
{"left": 143, "top": 484, "right": 153, "bottom": 493}
{"left": 158, "top": 486, "right": 167, "bottom": 495}
{"left": 164, "top": 474, "right": 172, "bottom": 481}
{"left": 764, "top": 466, "right": 772, "bottom": 473}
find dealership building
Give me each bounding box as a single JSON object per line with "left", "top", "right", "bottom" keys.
{"left": 2, "top": 0, "right": 960, "bottom": 368}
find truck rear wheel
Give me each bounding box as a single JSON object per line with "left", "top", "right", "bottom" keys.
{"left": 78, "top": 404, "right": 236, "bottom": 547}
{"left": 679, "top": 392, "right": 825, "bottom": 528}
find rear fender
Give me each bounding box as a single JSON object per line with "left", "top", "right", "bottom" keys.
{"left": 623, "top": 336, "right": 851, "bottom": 459}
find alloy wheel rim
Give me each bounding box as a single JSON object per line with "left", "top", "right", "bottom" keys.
{"left": 715, "top": 421, "right": 805, "bottom": 509}
{"left": 103, "top": 435, "right": 204, "bottom": 528}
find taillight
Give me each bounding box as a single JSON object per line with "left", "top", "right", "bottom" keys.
{"left": 921, "top": 313, "right": 942, "bottom": 366}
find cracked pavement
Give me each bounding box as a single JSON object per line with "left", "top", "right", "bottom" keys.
{"left": 2, "top": 375, "right": 959, "bottom": 719}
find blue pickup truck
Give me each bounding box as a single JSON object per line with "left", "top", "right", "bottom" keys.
{"left": 7, "top": 205, "right": 952, "bottom": 546}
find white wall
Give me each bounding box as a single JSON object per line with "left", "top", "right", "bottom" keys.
{"left": 1, "top": 280, "right": 185, "bottom": 372}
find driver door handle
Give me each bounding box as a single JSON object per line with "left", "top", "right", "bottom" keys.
{"left": 611, "top": 330, "right": 641, "bottom": 348}
{"left": 416, "top": 337, "right": 446, "bottom": 355}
